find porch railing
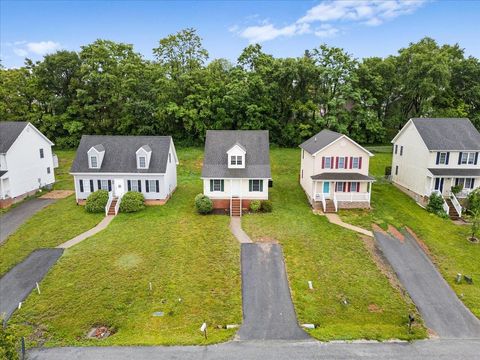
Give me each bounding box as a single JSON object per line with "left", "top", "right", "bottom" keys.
{"left": 333, "top": 193, "right": 338, "bottom": 212}
{"left": 433, "top": 190, "right": 449, "bottom": 214}
{"left": 449, "top": 192, "right": 462, "bottom": 218}
{"left": 315, "top": 193, "right": 326, "bottom": 212}
{"left": 114, "top": 193, "right": 123, "bottom": 215}
{"left": 334, "top": 192, "right": 370, "bottom": 202}
{"left": 105, "top": 191, "right": 113, "bottom": 216}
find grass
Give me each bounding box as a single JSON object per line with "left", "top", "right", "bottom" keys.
{"left": 242, "top": 148, "right": 426, "bottom": 341}
{"left": 52, "top": 149, "right": 76, "bottom": 190}
{"left": 10, "top": 148, "right": 242, "bottom": 347}
{"left": 339, "top": 175, "right": 480, "bottom": 318}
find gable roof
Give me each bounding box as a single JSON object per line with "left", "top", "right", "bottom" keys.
{"left": 92, "top": 144, "right": 105, "bottom": 152}
{"left": 0, "top": 122, "right": 28, "bottom": 153}
{"left": 71, "top": 135, "right": 173, "bottom": 174}
{"left": 201, "top": 130, "right": 271, "bottom": 178}
{"left": 299, "top": 129, "right": 373, "bottom": 156}
{"left": 394, "top": 118, "right": 480, "bottom": 151}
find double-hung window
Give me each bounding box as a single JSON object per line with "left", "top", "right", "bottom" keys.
{"left": 350, "top": 182, "right": 358, "bottom": 192}
{"left": 139, "top": 156, "right": 146, "bottom": 168}
{"left": 90, "top": 156, "right": 98, "bottom": 168}
{"left": 210, "top": 179, "right": 224, "bottom": 192}
{"left": 338, "top": 157, "right": 345, "bottom": 169}
{"left": 336, "top": 182, "right": 345, "bottom": 192}
{"left": 146, "top": 179, "right": 158, "bottom": 192}
{"left": 460, "top": 152, "right": 475, "bottom": 165}
{"left": 39, "top": 148, "right": 44, "bottom": 158}
{"left": 100, "top": 180, "right": 109, "bottom": 190}
{"left": 249, "top": 179, "right": 263, "bottom": 192}
{"left": 352, "top": 157, "right": 360, "bottom": 169}
{"left": 457, "top": 178, "right": 475, "bottom": 189}
{"left": 130, "top": 180, "right": 139, "bottom": 192}
{"left": 438, "top": 152, "right": 447, "bottom": 164}
{"left": 230, "top": 156, "right": 243, "bottom": 166}
{"left": 324, "top": 157, "right": 332, "bottom": 169}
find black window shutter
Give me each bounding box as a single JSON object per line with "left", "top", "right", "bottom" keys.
{"left": 79, "top": 180, "right": 84, "bottom": 192}
{"left": 436, "top": 152, "right": 440, "bottom": 165}
{"left": 260, "top": 180, "right": 263, "bottom": 192}
{"left": 220, "top": 180, "right": 224, "bottom": 191}
{"left": 472, "top": 178, "right": 476, "bottom": 188}
{"left": 97, "top": 180, "right": 101, "bottom": 190}
{"left": 455, "top": 178, "right": 459, "bottom": 186}
{"left": 90, "top": 180, "right": 94, "bottom": 192}
{"left": 458, "top": 152, "right": 463, "bottom": 165}
{"left": 146, "top": 180, "right": 150, "bottom": 193}
{"left": 138, "top": 180, "right": 142, "bottom": 192}
{"left": 446, "top": 152, "right": 450, "bottom": 165}
{"left": 475, "top": 152, "right": 479, "bottom": 165}
{"left": 108, "top": 180, "right": 112, "bottom": 192}
{"left": 210, "top": 180, "right": 213, "bottom": 192}
{"left": 249, "top": 180, "right": 252, "bottom": 192}
{"left": 156, "top": 180, "right": 159, "bottom": 192}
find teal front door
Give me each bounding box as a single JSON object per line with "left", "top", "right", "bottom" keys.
{"left": 323, "top": 181, "right": 330, "bottom": 198}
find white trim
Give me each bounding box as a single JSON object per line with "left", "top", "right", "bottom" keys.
{"left": 71, "top": 172, "right": 166, "bottom": 176}
{"left": 1, "top": 123, "right": 54, "bottom": 155}
{"left": 201, "top": 177, "right": 271, "bottom": 180}
{"left": 311, "top": 134, "right": 374, "bottom": 157}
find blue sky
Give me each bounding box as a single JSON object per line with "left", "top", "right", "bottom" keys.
{"left": 1, "top": 0, "right": 480, "bottom": 68}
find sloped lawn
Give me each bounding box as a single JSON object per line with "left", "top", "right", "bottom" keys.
{"left": 242, "top": 148, "right": 426, "bottom": 341}
{"left": 9, "top": 148, "right": 242, "bottom": 347}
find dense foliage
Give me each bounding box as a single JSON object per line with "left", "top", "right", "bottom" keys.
{"left": 0, "top": 325, "right": 19, "bottom": 360}
{"left": 426, "top": 193, "right": 448, "bottom": 218}
{"left": 85, "top": 190, "right": 109, "bottom": 213}
{"left": 1, "top": 29, "right": 479, "bottom": 147}
{"left": 467, "top": 189, "right": 480, "bottom": 214}
{"left": 119, "top": 191, "right": 145, "bottom": 213}
{"left": 194, "top": 193, "right": 213, "bottom": 214}
{"left": 260, "top": 200, "right": 273, "bottom": 213}
{"left": 249, "top": 200, "right": 261, "bottom": 213}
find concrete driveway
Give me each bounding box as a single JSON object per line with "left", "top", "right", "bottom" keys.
{"left": 0, "top": 248, "right": 63, "bottom": 323}
{"left": 374, "top": 231, "right": 480, "bottom": 339}
{"left": 237, "top": 243, "right": 310, "bottom": 340}
{"left": 0, "top": 198, "right": 55, "bottom": 244}
{"left": 27, "top": 339, "right": 480, "bottom": 360}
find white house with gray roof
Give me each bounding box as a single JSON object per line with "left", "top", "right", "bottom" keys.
{"left": 391, "top": 118, "right": 480, "bottom": 219}
{"left": 201, "top": 130, "right": 271, "bottom": 216}
{"left": 299, "top": 129, "right": 374, "bottom": 213}
{"left": 0, "top": 121, "right": 57, "bottom": 208}
{"left": 70, "top": 135, "right": 178, "bottom": 209}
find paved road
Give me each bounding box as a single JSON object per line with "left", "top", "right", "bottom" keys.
{"left": 237, "top": 243, "right": 310, "bottom": 340}
{"left": 374, "top": 231, "right": 480, "bottom": 339}
{"left": 27, "top": 339, "right": 480, "bottom": 360}
{"left": 0, "top": 248, "right": 63, "bottom": 323}
{"left": 0, "top": 198, "right": 55, "bottom": 244}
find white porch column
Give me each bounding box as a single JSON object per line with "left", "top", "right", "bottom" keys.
{"left": 313, "top": 181, "right": 317, "bottom": 201}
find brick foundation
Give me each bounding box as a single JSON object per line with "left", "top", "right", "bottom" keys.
{"left": 0, "top": 189, "right": 39, "bottom": 209}
{"left": 392, "top": 182, "right": 428, "bottom": 206}
{"left": 212, "top": 198, "right": 254, "bottom": 212}
{"left": 337, "top": 201, "right": 370, "bottom": 209}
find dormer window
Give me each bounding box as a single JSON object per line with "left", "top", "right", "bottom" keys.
{"left": 230, "top": 156, "right": 243, "bottom": 166}
{"left": 88, "top": 144, "right": 105, "bottom": 169}
{"left": 139, "top": 156, "right": 146, "bottom": 168}
{"left": 136, "top": 145, "right": 152, "bottom": 169}
{"left": 227, "top": 143, "right": 246, "bottom": 169}
{"left": 90, "top": 156, "right": 98, "bottom": 168}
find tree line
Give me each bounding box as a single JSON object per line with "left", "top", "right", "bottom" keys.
{"left": 1, "top": 29, "right": 479, "bottom": 148}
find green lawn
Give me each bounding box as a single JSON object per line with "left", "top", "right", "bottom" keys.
{"left": 52, "top": 149, "right": 76, "bottom": 190}
{"left": 10, "top": 148, "right": 242, "bottom": 347}
{"left": 242, "top": 148, "right": 426, "bottom": 341}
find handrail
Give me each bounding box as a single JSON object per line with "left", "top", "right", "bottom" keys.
{"left": 105, "top": 191, "right": 113, "bottom": 216}
{"left": 321, "top": 193, "right": 326, "bottom": 213}
{"left": 114, "top": 193, "right": 123, "bottom": 215}
{"left": 450, "top": 192, "right": 462, "bottom": 218}
{"left": 333, "top": 193, "right": 338, "bottom": 212}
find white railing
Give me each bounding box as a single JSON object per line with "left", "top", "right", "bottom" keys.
{"left": 456, "top": 189, "right": 472, "bottom": 198}
{"left": 333, "top": 193, "right": 338, "bottom": 212}
{"left": 450, "top": 192, "right": 462, "bottom": 218}
{"left": 114, "top": 194, "right": 123, "bottom": 215}
{"left": 334, "top": 192, "right": 370, "bottom": 202}
{"left": 432, "top": 190, "right": 449, "bottom": 214}
{"left": 315, "top": 193, "right": 326, "bottom": 212}
{"left": 105, "top": 191, "right": 113, "bottom": 216}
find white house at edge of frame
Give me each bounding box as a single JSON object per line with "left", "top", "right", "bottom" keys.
{"left": 70, "top": 135, "right": 178, "bottom": 210}
{"left": 0, "top": 121, "right": 57, "bottom": 208}
{"left": 391, "top": 118, "right": 480, "bottom": 218}
{"left": 299, "top": 129, "right": 374, "bottom": 213}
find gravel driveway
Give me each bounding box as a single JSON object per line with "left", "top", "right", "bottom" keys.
{"left": 237, "top": 243, "right": 310, "bottom": 340}
{"left": 374, "top": 230, "right": 480, "bottom": 339}
{"left": 0, "top": 198, "right": 55, "bottom": 244}
{"left": 0, "top": 248, "right": 63, "bottom": 323}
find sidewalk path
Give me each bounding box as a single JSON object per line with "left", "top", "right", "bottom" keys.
{"left": 57, "top": 215, "right": 114, "bottom": 249}
{"left": 324, "top": 213, "right": 373, "bottom": 237}
{"left": 230, "top": 217, "right": 252, "bottom": 243}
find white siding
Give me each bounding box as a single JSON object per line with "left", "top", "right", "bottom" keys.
{"left": 0, "top": 124, "right": 55, "bottom": 199}
{"left": 300, "top": 149, "right": 315, "bottom": 201}
{"left": 164, "top": 143, "right": 178, "bottom": 195}
{"left": 203, "top": 178, "right": 269, "bottom": 200}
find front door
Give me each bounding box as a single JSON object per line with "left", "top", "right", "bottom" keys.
{"left": 323, "top": 181, "right": 330, "bottom": 199}
{"left": 434, "top": 178, "right": 444, "bottom": 193}
{"left": 231, "top": 179, "right": 241, "bottom": 197}
{"left": 114, "top": 179, "right": 125, "bottom": 198}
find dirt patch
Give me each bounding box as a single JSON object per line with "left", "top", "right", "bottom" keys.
{"left": 87, "top": 325, "right": 115, "bottom": 339}
{"left": 404, "top": 227, "right": 433, "bottom": 258}
{"left": 40, "top": 190, "right": 74, "bottom": 199}
{"left": 468, "top": 237, "right": 479, "bottom": 244}
{"left": 255, "top": 236, "right": 278, "bottom": 244}
{"left": 368, "top": 304, "right": 383, "bottom": 313}
{"left": 387, "top": 225, "right": 405, "bottom": 242}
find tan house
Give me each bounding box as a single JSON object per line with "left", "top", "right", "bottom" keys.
{"left": 299, "top": 130, "right": 374, "bottom": 212}
{"left": 391, "top": 118, "right": 480, "bottom": 219}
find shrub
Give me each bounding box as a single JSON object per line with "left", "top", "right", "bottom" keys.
{"left": 249, "top": 200, "right": 261, "bottom": 213}
{"left": 450, "top": 184, "right": 463, "bottom": 196}
{"left": 426, "top": 193, "right": 448, "bottom": 218}
{"left": 260, "top": 200, "right": 273, "bottom": 213}
{"left": 195, "top": 194, "right": 213, "bottom": 214}
{"left": 0, "top": 325, "right": 19, "bottom": 360}
{"left": 467, "top": 189, "right": 480, "bottom": 215}
{"left": 384, "top": 166, "right": 392, "bottom": 176}
{"left": 85, "top": 190, "right": 109, "bottom": 213}
{"left": 119, "top": 191, "right": 145, "bottom": 213}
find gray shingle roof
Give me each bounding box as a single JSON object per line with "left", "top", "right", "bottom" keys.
{"left": 0, "top": 122, "right": 28, "bottom": 153}
{"left": 201, "top": 130, "right": 271, "bottom": 179}
{"left": 299, "top": 130, "right": 343, "bottom": 154}
{"left": 411, "top": 118, "right": 480, "bottom": 151}
{"left": 428, "top": 168, "right": 480, "bottom": 177}
{"left": 93, "top": 144, "right": 105, "bottom": 152}
{"left": 71, "top": 135, "right": 172, "bottom": 174}
{"left": 311, "top": 172, "right": 375, "bottom": 181}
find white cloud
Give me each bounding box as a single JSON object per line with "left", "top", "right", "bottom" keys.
{"left": 25, "top": 41, "right": 61, "bottom": 55}
{"left": 234, "top": 0, "right": 427, "bottom": 43}
{"left": 13, "top": 48, "right": 28, "bottom": 57}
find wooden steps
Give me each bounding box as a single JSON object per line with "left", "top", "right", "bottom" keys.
{"left": 231, "top": 198, "right": 241, "bottom": 217}
{"left": 324, "top": 199, "right": 336, "bottom": 213}
{"left": 445, "top": 198, "right": 460, "bottom": 220}
{"left": 108, "top": 198, "right": 117, "bottom": 215}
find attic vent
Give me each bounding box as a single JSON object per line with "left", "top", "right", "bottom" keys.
{"left": 314, "top": 137, "right": 317, "bottom": 142}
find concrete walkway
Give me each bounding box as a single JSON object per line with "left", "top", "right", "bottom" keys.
{"left": 374, "top": 230, "right": 480, "bottom": 339}
{"left": 324, "top": 213, "right": 373, "bottom": 237}
{"left": 230, "top": 217, "right": 253, "bottom": 243}
{"left": 57, "top": 215, "right": 114, "bottom": 249}
{"left": 0, "top": 248, "right": 63, "bottom": 323}
{"left": 0, "top": 198, "right": 55, "bottom": 244}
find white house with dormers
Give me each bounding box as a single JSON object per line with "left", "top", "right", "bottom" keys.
{"left": 391, "top": 118, "right": 480, "bottom": 219}
{"left": 70, "top": 135, "right": 178, "bottom": 211}
{"left": 201, "top": 130, "right": 271, "bottom": 216}
{"left": 0, "top": 121, "right": 57, "bottom": 208}
{"left": 299, "top": 129, "right": 374, "bottom": 213}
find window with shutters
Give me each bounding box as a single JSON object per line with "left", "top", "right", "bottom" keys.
{"left": 249, "top": 179, "right": 263, "bottom": 192}
{"left": 210, "top": 179, "right": 224, "bottom": 192}
{"left": 336, "top": 182, "right": 345, "bottom": 192}
{"left": 457, "top": 178, "right": 475, "bottom": 189}
{"left": 352, "top": 157, "right": 360, "bottom": 169}
{"left": 338, "top": 157, "right": 345, "bottom": 169}
{"left": 350, "top": 182, "right": 358, "bottom": 192}
{"left": 147, "top": 180, "right": 157, "bottom": 192}
{"left": 130, "top": 180, "right": 139, "bottom": 192}
{"left": 100, "top": 180, "right": 109, "bottom": 190}
{"left": 460, "top": 152, "right": 475, "bottom": 165}
{"left": 324, "top": 157, "right": 332, "bottom": 169}
{"left": 438, "top": 152, "right": 447, "bottom": 164}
